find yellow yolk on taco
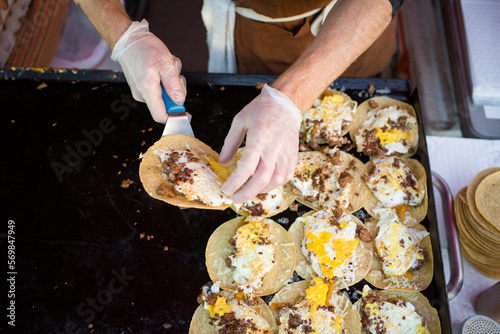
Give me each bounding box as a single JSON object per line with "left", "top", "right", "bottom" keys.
{"left": 278, "top": 279, "right": 344, "bottom": 334}
{"left": 206, "top": 296, "right": 231, "bottom": 317}
{"left": 300, "top": 93, "right": 356, "bottom": 147}
{"left": 202, "top": 289, "right": 274, "bottom": 333}
{"left": 204, "top": 155, "right": 231, "bottom": 183}
{"left": 365, "top": 156, "right": 425, "bottom": 208}
{"left": 355, "top": 105, "right": 418, "bottom": 156}
{"left": 306, "top": 277, "right": 329, "bottom": 311}
{"left": 302, "top": 216, "right": 359, "bottom": 282}
{"left": 376, "top": 127, "right": 412, "bottom": 146}
{"left": 230, "top": 218, "right": 276, "bottom": 294}
{"left": 375, "top": 210, "right": 429, "bottom": 276}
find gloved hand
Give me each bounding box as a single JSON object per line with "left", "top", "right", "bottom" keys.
{"left": 111, "top": 19, "right": 186, "bottom": 123}
{"left": 219, "top": 84, "right": 302, "bottom": 203}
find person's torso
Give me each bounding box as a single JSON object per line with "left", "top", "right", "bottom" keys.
{"left": 234, "top": 0, "right": 332, "bottom": 18}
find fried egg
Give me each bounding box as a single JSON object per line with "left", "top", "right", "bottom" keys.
{"left": 361, "top": 286, "right": 430, "bottom": 334}
{"left": 375, "top": 210, "right": 429, "bottom": 276}
{"left": 202, "top": 289, "right": 273, "bottom": 333}
{"left": 365, "top": 156, "right": 425, "bottom": 208}
{"left": 291, "top": 150, "right": 351, "bottom": 210}
{"left": 301, "top": 93, "right": 357, "bottom": 146}
{"left": 156, "top": 149, "right": 232, "bottom": 207}
{"left": 300, "top": 215, "right": 359, "bottom": 282}
{"left": 355, "top": 105, "right": 418, "bottom": 156}
{"left": 233, "top": 186, "right": 284, "bottom": 216}
{"left": 278, "top": 278, "right": 344, "bottom": 334}
{"left": 230, "top": 217, "right": 276, "bottom": 295}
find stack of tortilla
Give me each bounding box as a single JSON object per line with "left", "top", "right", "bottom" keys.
{"left": 453, "top": 167, "right": 500, "bottom": 279}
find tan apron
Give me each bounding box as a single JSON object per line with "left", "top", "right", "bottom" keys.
{"left": 203, "top": 0, "right": 397, "bottom": 76}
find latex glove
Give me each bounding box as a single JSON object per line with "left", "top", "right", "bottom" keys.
{"left": 219, "top": 84, "right": 302, "bottom": 203}
{"left": 111, "top": 19, "right": 186, "bottom": 123}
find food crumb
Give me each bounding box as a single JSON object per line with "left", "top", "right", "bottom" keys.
{"left": 117, "top": 171, "right": 121, "bottom": 175}
{"left": 146, "top": 235, "right": 154, "bottom": 240}
{"left": 134, "top": 222, "right": 137, "bottom": 226}
{"left": 122, "top": 163, "right": 127, "bottom": 168}
{"left": 37, "top": 82, "right": 48, "bottom": 90}
{"left": 220, "top": 86, "right": 225, "bottom": 91}
{"left": 52, "top": 122, "right": 57, "bottom": 127}
{"left": 140, "top": 233, "right": 145, "bottom": 239}
{"left": 255, "top": 82, "right": 265, "bottom": 89}
{"left": 88, "top": 324, "right": 93, "bottom": 329}
{"left": 11, "top": 120, "right": 15, "bottom": 123}
{"left": 163, "top": 324, "right": 172, "bottom": 329}
{"left": 91, "top": 86, "right": 99, "bottom": 90}
{"left": 367, "top": 84, "right": 376, "bottom": 95}
{"left": 141, "top": 141, "right": 146, "bottom": 146}
{"left": 163, "top": 246, "right": 169, "bottom": 251}
{"left": 121, "top": 179, "right": 134, "bottom": 188}
{"left": 141, "top": 129, "right": 146, "bottom": 133}
{"left": 113, "top": 155, "right": 118, "bottom": 159}
{"left": 147, "top": 127, "right": 153, "bottom": 132}
{"left": 289, "top": 203, "right": 299, "bottom": 211}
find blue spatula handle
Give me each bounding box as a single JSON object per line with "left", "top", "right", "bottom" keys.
{"left": 161, "top": 83, "right": 185, "bottom": 113}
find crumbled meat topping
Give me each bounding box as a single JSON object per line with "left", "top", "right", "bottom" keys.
{"left": 156, "top": 183, "right": 175, "bottom": 197}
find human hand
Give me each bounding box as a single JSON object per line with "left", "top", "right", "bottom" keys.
{"left": 111, "top": 19, "right": 186, "bottom": 123}
{"left": 219, "top": 84, "right": 302, "bottom": 203}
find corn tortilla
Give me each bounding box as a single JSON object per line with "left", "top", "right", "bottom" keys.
{"left": 364, "top": 157, "right": 428, "bottom": 225}
{"left": 205, "top": 216, "right": 296, "bottom": 296}
{"left": 139, "top": 134, "right": 232, "bottom": 210}
{"left": 189, "top": 291, "right": 277, "bottom": 334}
{"left": 269, "top": 280, "right": 361, "bottom": 334}
{"left": 349, "top": 96, "right": 418, "bottom": 158}
{"left": 354, "top": 289, "right": 441, "bottom": 334}
{"left": 364, "top": 220, "right": 433, "bottom": 291}
{"left": 288, "top": 211, "right": 372, "bottom": 289}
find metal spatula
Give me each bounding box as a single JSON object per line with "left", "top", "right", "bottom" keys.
{"left": 161, "top": 84, "right": 195, "bottom": 137}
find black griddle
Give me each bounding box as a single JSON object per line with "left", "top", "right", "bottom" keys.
{"left": 0, "top": 68, "right": 451, "bottom": 333}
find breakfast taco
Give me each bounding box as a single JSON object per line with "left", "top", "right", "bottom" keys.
{"left": 269, "top": 278, "right": 361, "bottom": 334}
{"left": 363, "top": 156, "right": 428, "bottom": 225}
{"left": 288, "top": 210, "right": 372, "bottom": 289}
{"left": 205, "top": 216, "right": 296, "bottom": 297}
{"left": 350, "top": 97, "right": 419, "bottom": 158}
{"left": 355, "top": 285, "right": 441, "bottom": 334}
{"left": 300, "top": 88, "right": 358, "bottom": 150}
{"left": 289, "top": 149, "right": 371, "bottom": 216}
{"left": 364, "top": 209, "right": 433, "bottom": 291}
{"left": 139, "top": 134, "right": 233, "bottom": 210}
{"left": 189, "top": 282, "right": 277, "bottom": 334}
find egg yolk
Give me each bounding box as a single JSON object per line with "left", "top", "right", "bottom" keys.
{"left": 320, "top": 94, "right": 344, "bottom": 108}
{"left": 306, "top": 230, "right": 359, "bottom": 279}
{"left": 236, "top": 221, "right": 268, "bottom": 253}
{"left": 207, "top": 296, "right": 231, "bottom": 317}
{"left": 376, "top": 127, "right": 412, "bottom": 146}
{"left": 306, "top": 277, "right": 329, "bottom": 311}
{"left": 205, "top": 155, "right": 231, "bottom": 183}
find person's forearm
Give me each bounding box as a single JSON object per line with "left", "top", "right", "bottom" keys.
{"left": 74, "top": 0, "right": 132, "bottom": 49}
{"left": 272, "top": 0, "right": 392, "bottom": 113}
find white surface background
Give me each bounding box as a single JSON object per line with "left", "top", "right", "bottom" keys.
{"left": 426, "top": 135, "right": 500, "bottom": 328}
